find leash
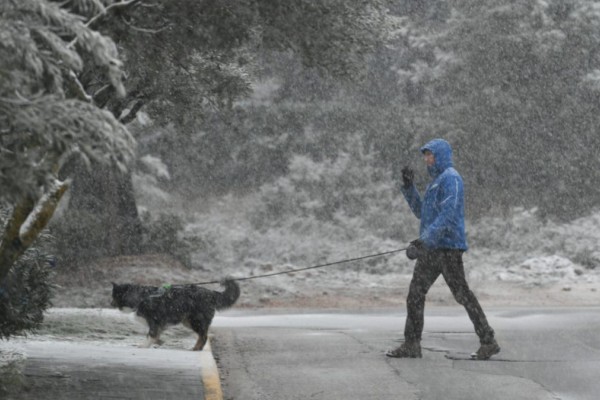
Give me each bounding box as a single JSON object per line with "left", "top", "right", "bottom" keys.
{"left": 181, "top": 247, "right": 409, "bottom": 286}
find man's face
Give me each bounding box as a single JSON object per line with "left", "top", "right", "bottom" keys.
{"left": 423, "top": 150, "right": 435, "bottom": 167}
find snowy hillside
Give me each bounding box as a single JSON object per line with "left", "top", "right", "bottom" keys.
{"left": 184, "top": 196, "right": 600, "bottom": 288}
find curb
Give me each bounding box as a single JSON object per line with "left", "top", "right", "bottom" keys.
{"left": 199, "top": 339, "right": 223, "bottom": 400}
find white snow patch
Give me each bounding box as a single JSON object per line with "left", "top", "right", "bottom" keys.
{"left": 0, "top": 342, "right": 26, "bottom": 369}
{"left": 498, "top": 255, "right": 591, "bottom": 285}
{"left": 139, "top": 155, "right": 170, "bottom": 180}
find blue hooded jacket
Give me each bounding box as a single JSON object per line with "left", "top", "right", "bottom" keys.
{"left": 400, "top": 139, "right": 468, "bottom": 251}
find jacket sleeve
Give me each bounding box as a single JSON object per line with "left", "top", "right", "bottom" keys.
{"left": 400, "top": 184, "right": 422, "bottom": 219}
{"left": 420, "top": 175, "right": 463, "bottom": 247}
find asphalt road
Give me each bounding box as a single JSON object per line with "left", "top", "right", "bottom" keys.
{"left": 211, "top": 307, "right": 600, "bottom": 400}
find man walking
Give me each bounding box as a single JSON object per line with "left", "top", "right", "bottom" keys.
{"left": 387, "top": 138, "right": 500, "bottom": 360}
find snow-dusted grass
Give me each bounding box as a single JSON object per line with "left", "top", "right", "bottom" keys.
{"left": 184, "top": 193, "right": 416, "bottom": 276}
{"left": 0, "top": 342, "right": 26, "bottom": 397}
{"left": 183, "top": 195, "right": 600, "bottom": 289}
{"left": 45, "top": 192, "right": 600, "bottom": 311}
{"left": 467, "top": 208, "right": 600, "bottom": 286}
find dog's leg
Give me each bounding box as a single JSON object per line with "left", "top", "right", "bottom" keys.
{"left": 142, "top": 323, "right": 164, "bottom": 348}
{"left": 149, "top": 333, "right": 164, "bottom": 347}
{"left": 193, "top": 332, "right": 208, "bottom": 351}
{"left": 189, "top": 317, "right": 210, "bottom": 351}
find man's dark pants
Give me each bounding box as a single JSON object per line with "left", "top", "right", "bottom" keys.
{"left": 404, "top": 249, "right": 495, "bottom": 344}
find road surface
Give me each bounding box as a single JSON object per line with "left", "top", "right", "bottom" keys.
{"left": 211, "top": 307, "right": 600, "bottom": 400}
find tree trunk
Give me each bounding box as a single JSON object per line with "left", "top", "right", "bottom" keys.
{"left": 68, "top": 162, "right": 143, "bottom": 257}
{"left": 0, "top": 181, "right": 68, "bottom": 281}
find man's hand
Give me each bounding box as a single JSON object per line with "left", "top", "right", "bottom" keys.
{"left": 401, "top": 166, "right": 414, "bottom": 188}
{"left": 406, "top": 238, "right": 423, "bottom": 260}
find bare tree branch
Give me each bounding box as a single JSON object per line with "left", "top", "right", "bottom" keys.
{"left": 66, "top": 70, "right": 93, "bottom": 102}
{"left": 68, "top": 0, "right": 141, "bottom": 48}
{"left": 85, "top": 0, "right": 140, "bottom": 27}
{"left": 120, "top": 15, "right": 171, "bottom": 34}
{"left": 119, "top": 99, "right": 145, "bottom": 124}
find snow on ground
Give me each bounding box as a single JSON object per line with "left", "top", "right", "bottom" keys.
{"left": 5, "top": 308, "right": 200, "bottom": 351}
{"left": 0, "top": 308, "right": 210, "bottom": 396}
{"left": 498, "top": 255, "right": 585, "bottom": 284}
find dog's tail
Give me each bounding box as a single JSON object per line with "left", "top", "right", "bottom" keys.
{"left": 215, "top": 277, "right": 240, "bottom": 310}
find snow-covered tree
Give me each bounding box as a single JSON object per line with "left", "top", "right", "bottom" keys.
{"left": 0, "top": 0, "right": 135, "bottom": 281}
{"left": 62, "top": 0, "right": 397, "bottom": 259}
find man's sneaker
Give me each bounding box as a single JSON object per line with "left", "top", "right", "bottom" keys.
{"left": 471, "top": 340, "right": 500, "bottom": 360}
{"left": 385, "top": 341, "right": 422, "bottom": 358}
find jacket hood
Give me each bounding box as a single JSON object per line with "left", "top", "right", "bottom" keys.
{"left": 421, "top": 138, "right": 453, "bottom": 177}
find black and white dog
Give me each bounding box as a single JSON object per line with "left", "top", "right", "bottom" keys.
{"left": 111, "top": 278, "right": 240, "bottom": 350}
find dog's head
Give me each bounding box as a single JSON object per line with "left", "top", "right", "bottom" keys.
{"left": 111, "top": 282, "right": 159, "bottom": 311}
